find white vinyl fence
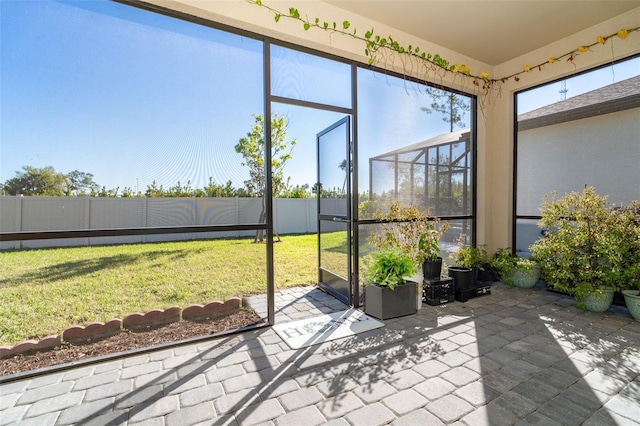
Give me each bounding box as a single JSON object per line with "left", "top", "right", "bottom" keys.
{"left": 0, "top": 196, "right": 344, "bottom": 250}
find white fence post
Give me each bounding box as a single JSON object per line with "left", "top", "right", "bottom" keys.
{"left": 18, "top": 194, "right": 23, "bottom": 233}
{"left": 18, "top": 194, "right": 23, "bottom": 250}
{"left": 85, "top": 196, "right": 91, "bottom": 246}
{"left": 143, "top": 197, "right": 148, "bottom": 243}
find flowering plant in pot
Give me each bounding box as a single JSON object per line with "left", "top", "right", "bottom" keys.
{"left": 363, "top": 249, "right": 418, "bottom": 320}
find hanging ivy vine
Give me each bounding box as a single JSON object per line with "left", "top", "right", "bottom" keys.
{"left": 248, "top": 0, "right": 639, "bottom": 96}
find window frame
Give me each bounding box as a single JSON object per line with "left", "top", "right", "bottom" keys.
{"left": 512, "top": 53, "right": 640, "bottom": 253}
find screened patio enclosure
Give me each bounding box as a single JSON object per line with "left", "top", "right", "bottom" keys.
{"left": 368, "top": 128, "right": 472, "bottom": 218}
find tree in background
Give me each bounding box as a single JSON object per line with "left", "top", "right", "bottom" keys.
{"left": 93, "top": 186, "right": 128, "bottom": 197}
{"left": 1, "top": 166, "right": 100, "bottom": 196}
{"left": 235, "top": 113, "right": 297, "bottom": 242}
{"left": 144, "top": 181, "right": 165, "bottom": 198}
{"left": 281, "top": 184, "right": 312, "bottom": 198}
{"left": 65, "top": 170, "right": 99, "bottom": 196}
{"left": 1, "top": 159, "right": 311, "bottom": 199}
{"left": 422, "top": 87, "right": 470, "bottom": 132}
{"left": 2, "top": 166, "right": 68, "bottom": 196}
{"left": 202, "top": 178, "right": 237, "bottom": 198}
{"left": 143, "top": 178, "right": 243, "bottom": 198}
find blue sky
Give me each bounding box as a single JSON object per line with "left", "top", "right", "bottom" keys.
{"left": 517, "top": 59, "right": 640, "bottom": 114}
{"left": 1, "top": 0, "right": 263, "bottom": 192}
{"left": 1, "top": 0, "right": 637, "bottom": 193}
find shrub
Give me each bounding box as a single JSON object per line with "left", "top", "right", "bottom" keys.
{"left": 453, "top": 241, "right": 490, "bottom": 269}
{"left": 530, "top": 186, "right": 639, "bottom": 303}
{"left": 490, "top": 248, "right": 538, "bottom": 285}
{"left": 368, "top": 201, "right": 450, "bottom": 266}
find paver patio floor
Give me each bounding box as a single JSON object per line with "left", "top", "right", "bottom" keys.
{"left": 1, "top": 282, "right": 639, "bottom": 425}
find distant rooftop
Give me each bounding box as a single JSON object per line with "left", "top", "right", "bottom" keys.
{"left": 518, "top": 75, "right": 640, "bottom": 131}
{"left": 370, "top": 128, "right": 470, "bottom": 161}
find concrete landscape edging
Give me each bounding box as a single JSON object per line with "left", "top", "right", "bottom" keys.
{"left": 0, "top": 297, "right": 242, "bottom": 359}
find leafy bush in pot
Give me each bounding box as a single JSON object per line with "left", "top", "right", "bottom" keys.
{"left": 607, "top": 201, "right": 640, "bottom": 294}
{"left": 368, "top": 201, "right": 450, "bottom": 265}
{"left": 453, "top": 241, "right": 490, "bottom": 270}
{"left": 530, "top": 186, "right": 638, "bottom": 305}
{"left": 490, "top": 248, "right": 539, "bottom": 286}
{"left": 364, "top": 250, "right": 417, "bottom": 290}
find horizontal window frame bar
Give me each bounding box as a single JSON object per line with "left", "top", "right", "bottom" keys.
{"left": 357, "top": 215, "right": 474, "bottom": 226}
{"left": 515, "top": 215, "right": 543, "bottom": 220}
{"left": 0, "top": 224, "right": 267, "bottom": 242}
{"left": 271, "top": 96, "right": 353, "bottom": 115}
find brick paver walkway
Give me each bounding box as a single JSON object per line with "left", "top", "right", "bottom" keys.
{"left": 1, "top": 283, "right": 639, "bottom": 425}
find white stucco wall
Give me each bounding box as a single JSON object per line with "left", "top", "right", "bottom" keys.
{"left": 517, "top": 108, "right": 640, "bottom": 215}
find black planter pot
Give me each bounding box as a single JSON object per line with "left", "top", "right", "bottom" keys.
{"left": 364, "top": 281, "right": 417, "bottom": 320}
{"left": 448, "top": 266, "right": 474, "bottom": 290}
{"left": 422, "top": 257, "right": 443, "bottom": 280}
{"left": 613, "top": 291, "right": 626, "bottom": 307}
{"left": 478, "top": 266, "right": 500, "bottom": 283}
{"left": 471, "top": 267, "right": 479, "bottom": 286}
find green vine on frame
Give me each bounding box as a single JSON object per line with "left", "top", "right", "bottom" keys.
{"left": 248, "top": 0, "right": 639, "bottom": 94}
{"left": 248, "top": 0, "right": 471, "bottom": 80}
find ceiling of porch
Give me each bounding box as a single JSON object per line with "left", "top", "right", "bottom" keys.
{"left": 322, "top": 1, "right": 640, "bottom": 66}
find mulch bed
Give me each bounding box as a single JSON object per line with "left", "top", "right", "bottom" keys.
{"left": 1, "top": 309, "right": 262, "bottom": 377}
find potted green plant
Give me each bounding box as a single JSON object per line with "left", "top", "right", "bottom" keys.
{"left": 419, "top": 229, "right": 447, "bottom": 279}
{"left": 622, "top": 290, "right": 640, "bottom": 321}
{"left": 530, "top": 186, "right": 621, "bottom": 312}
{"left": 450, "top": 240, "right": 493, "bottom": 288}
{"left": 453, "top": 243, "right": 490, "bottom": 271}
{"left": 491, "top": 248, "right": 540, "bottom": 288}
{"left": 610, "top": 202, "right": 640, "bottom": 321}
{"left": 620, "top": 267, "right": 640, "bottom": 322}
{"left": 364, "top": 249, "right": 418, "bottom": 320}
{"left": 369, "top": 201, "right": 450, "bottom": 279}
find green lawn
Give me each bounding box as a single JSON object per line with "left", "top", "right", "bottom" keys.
{"left": 0, "top": 233, "right": 350, "bottom": 345}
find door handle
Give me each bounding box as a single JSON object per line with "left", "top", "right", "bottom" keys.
{"left": 332, "top": 216, "right": 350, "bottom": 223}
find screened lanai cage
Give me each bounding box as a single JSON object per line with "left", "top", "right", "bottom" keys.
{"left": 368, "top": 128, "right": 472, "bottom": 217}
{"left": 365, "top": 128, "right": 473, "bottom": 251}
